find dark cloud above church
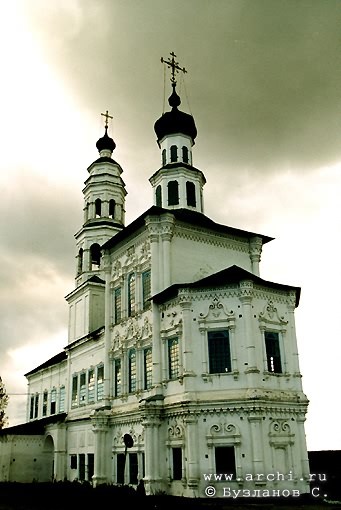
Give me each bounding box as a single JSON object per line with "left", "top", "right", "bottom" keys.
{"left": 23, "top": 0, "right": 339, "bottom": 174}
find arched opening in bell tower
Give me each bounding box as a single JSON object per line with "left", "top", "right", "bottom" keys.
{"left": 95, "top": 199, "right": 102, "bottom": 218}
{"left": 90, "top": 243, "right": 101, "bottom": 270}
{"left": 109, "top": 199, "right": 116, "bottom": 219}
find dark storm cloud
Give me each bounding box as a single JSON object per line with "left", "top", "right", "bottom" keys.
{"left": 0, "top": 170, "right": 78, "bottom": 352}
{"left": 24, "top": 0, "right": 339, "bottom": 175}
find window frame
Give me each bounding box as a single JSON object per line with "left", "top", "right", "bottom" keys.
{"left": 127, "top": 272, "right": 136, "bottom": 317}
{"left": 144, "top": 347, "right": 152, "bottom": 390}
{"left": 128, "top": 349, "right": 137, "bottom": 393}
{"left": 207, "top": 330, "right": 232, "bottom": 374}
{"left": 168, "top": 337, "right": 180, "bottom": 380}
{"left": 264, "top": 330, "right": 282, "bottom": 374}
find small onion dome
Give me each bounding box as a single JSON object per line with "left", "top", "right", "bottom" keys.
{"left": 96, "top": 126, "right": 116, "bottom": 154}
{"left": 154, "top": 85, "right": 197, "bottom": 145}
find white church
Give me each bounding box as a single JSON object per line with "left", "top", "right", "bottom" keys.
{"left": 0, "top": 54, "right": 310, "bottom": 497}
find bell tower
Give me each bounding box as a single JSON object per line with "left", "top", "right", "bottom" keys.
{"left": 74, "top": 111, "right": 127, "bottom": 287}
{"left": 150, "top": 53, "right": 206, "bottom": 212}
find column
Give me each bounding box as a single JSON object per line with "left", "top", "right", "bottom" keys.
{"left": 103, "top": 253, "right": 112, "bottom": 406}
{"left": 287, "top": 292, "right": 302, "bottom": 381}
{"left": 185, "top": 414, "right": 199, "bottom": 490}
{"left": 91, "top": 409, "right": 111, "bottom": 486}
{"left": 140, "top": 406, "right": 163, "bottom": 494}
{"left": 180, "top": 294, "right": 195, "bottom": 390}
{"left": 102, "top": 199, "right": 109, "bottom": 218}
{"left": 239, "top": 280, "right": 259, "bottom": 386}
{"left": 249, "top": 237, "right": 262, "bottom": 276}
{"left": 296, "top": 414, "right": 310, "bottom": 484}
{"left": 161, "top": 214, "right": 174, "bottom": 289}
{"left": 248, "top": 414, "right": 265, "bottom": 479}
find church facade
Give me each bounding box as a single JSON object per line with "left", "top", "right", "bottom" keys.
{"left": 0, "top": 56, "right": 310, "bottom": 497}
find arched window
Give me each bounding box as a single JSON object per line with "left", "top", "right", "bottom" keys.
{"left": 95, "top": 199, "right": 101, "bottom": 218}
{"left": 109, "top": 199, "right": 116, "bottom": 219}
{"left": 186, "top": 181, "right": 196, "bottom": 207}
{"left": 182, "top": 146, "right": 189, "bottom": 164}
{"left": 156, "top": 185, "right": 162, "bottom": 207}
{"left": 90, "top": 243, "right": 101, "bottom": 270}
{"left": 77, "top": 248, "right": 83, "bottom": 275}
{"left": 168, "top": 180, "right": 179, "bottom": 206}
{"left": 162, "top": 149, "right": 166, "bottom": 166}
{"left": 170, "top": 145, "right": 178, "bottom": 162}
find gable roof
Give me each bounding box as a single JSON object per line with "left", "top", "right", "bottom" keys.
{"left": 25, "top": 351, "right": 67, "bottom": 377}
{"left": 0, "top": 413, "right": 67, "bottom": 436}
{"left": 152, "top": 265, "right": 301, "bottom": 307}
{"left": 102, "top": 206, "right": 274, "bottom": 251}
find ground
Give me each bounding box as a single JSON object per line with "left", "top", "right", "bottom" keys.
{"left": 0, "top": 483, "right": 340, "bottom": 510}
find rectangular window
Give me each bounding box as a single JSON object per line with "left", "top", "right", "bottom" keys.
{"left": 265, "top": 331, "right": 282, "bottom": 373}
{"left": 128, "top": 273, "right": 136, "bottom": 317}
{"left": 172, "top": 447, "right": 182, "bottom": 480}
{"left": 142, "top": 270, "right": 151, "bottom": 310}
{"left": 42, "top": 391, "right": 48, "bottom": 417}
{"left": 215, "top": 446, "right": 236, "bottom": 478}
{"left": 117, "top": 453, "right": 125, "bottom": 484}
{"left": 30, "top": 395, "right": 34, "bottom": 419}
{"left": 87, "top": 453, "right": 94, "bottom": 481}
{"left": 168, "top": 337, "right": 179, "bottom": 380}
{"left": 129, "top": 452, "right": 138, "bottom": 485}
{"left": 208, "top": 330, "right": 231, "bottom": 374}
{"left": 144, "top": 348, "right": 152, "bottom": 390}
{"left": 97, "top": 365, "right": 104, "bottom": 400}
{"left": 79, "top": 454, "right": 86, "bottom": 481}
{"left": 70, "top": 455, "right": 77, "bottom": 470}
{"left": 71, "top": 375, "right": 78, "bottom": 408}
{"left": 50, "top": 388, "right": 56, "bottom": 415}
{"left": 114, "top": 359, "right": 122, "bottom": 397}
{"left": 128, "top": 350, "right": 137, "bottom": 393}
{"left": 80, "top": 372, "right": 86, "bottom": 404}
{"left": 114, "top": 287, "right": 122, "bottom": 323}
{"left": 88, "top": 369, "right": 95, "bottom": 403}
{"left": 59, "top": 386, "right": 65, "bottom": 413}
{"left": 34, "top": 394, "right": 39, "bottom": 419}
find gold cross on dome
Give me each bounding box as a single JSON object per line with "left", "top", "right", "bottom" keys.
{"left": 101, "top": 110, "right": 113, "bottom": 129}
{"left": 161, "top": 51, "right": 187, "bottom": 85}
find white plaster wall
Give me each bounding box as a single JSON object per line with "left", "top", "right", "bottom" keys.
{"left": 170, "top": 235, "right": 252, "bottom": 285}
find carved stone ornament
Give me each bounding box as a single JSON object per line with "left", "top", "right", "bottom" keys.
{"left": 125, "top": 246, "right": 137, "bottom": 266}
{"left": 199, "top": 296, "right": 235, "bottom": 322}
{"left": 102, "top": 253, "right": 111, "bottom": 271}
{"left": 140, "top": 240, "right": 151, "bottom": 261}
{"left": 259, "top": 300, "right": 288, "bottom": 325}
{"left": 112, "top": 259, "right": 122, "bottom": 279}
{"left": 168, "top": 424, "right": 184, "bottom": 439}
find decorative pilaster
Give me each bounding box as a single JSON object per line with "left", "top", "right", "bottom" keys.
{"left": 140, "top": 401, "right": 163, "bottom": 494}
{"left": 287, "top": 291, "right": 302, "bottom": 380}
{"left": 91, "top": 409, "right": 111, "bottom": 486}
{"left": 249, "top": 236, "right": 263, "bottom": 276}
{"left": 184, "top": 413, "right": 199, "bottom": 490}
{"left": 179, "top": 292, "right": 195, "bottom": 388}
{"left": 161, "top": 214, "right": 175, "bottom": 289}
{"left": 239, "top": 280, "right": 259, "bottom": 385}
{"left": 248, "top": 414, "right": 265, "bottom": 481}
{"left": 103, "top": 252, "right": 112, "bottom": 406}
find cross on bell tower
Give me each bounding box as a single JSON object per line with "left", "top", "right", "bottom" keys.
{"left": 101, "top": 110, "right": 113, "bottom": 129}
{"left": 161, "top": 51, "right": 187, "bottom": 86}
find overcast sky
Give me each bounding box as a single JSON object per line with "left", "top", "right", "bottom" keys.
{"left": 0, "top": 1, "right": 339, "bottom": 452}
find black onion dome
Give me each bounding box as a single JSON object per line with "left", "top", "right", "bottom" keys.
{"left": 96, "top": 127, "right": 116, "bottom": 153}
{"left": 154, "top": 85, "right": 197, "bottom": 144}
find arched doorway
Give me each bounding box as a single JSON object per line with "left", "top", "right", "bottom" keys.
{"left": 43, "top": 435, "right": 55, "bottom": 482}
